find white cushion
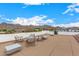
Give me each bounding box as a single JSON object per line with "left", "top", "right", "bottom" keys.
{"left": 5, "top": 43, "right": 22, "bottom": 55}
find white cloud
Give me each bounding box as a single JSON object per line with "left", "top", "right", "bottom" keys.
{"left": 23, "top": 3, "right": 43, "bottom": 5}
{"left": 45, "top": 19, "right": 54, "bottom": 23}
{"left": 53, "top": 22, "right": 79, "bottom": 27}
{"left": 0, "top": 15, "right": 10, "bottom": 21}
{"left": 62, "top": 3, "right": 79, "bottom": 15}
{"left": 0, "top": 15, "right": 2, "bottom": 18}
{"left": 62, "top": 8, "right": 71, "bottom": 14}
{"left": 69, "top": 13, "right": 74, "bottom": 16}
{"left": 11, "top": 15, "right": 54, "bottom": 26}
{"left": 74, "top": 8, "right": 79, "bottom": 13}
{"left": 22, "top": 3, "right": 44, "bottom": 8}
{"left": 0, "top": 15, "right": 4, "bottom": 18}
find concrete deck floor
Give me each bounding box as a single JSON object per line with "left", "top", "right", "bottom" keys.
{"left": 0, "top": 35, "right": 79, "bottom": 56}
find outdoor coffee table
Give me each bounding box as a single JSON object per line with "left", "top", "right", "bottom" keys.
{"left": 4, "top": 43, "right": 22, "bottom": 55}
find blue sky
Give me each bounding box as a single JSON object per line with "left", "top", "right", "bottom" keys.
{"left": 0, "top": 3, "right": 79, "bottom": 27}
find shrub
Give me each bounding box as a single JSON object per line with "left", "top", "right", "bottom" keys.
{"left": 0, "top": 29, "right": 16, "bottom": 34}
{"left": 7, "top": 29, "right": 16, "bottom": 33}
{"left": 2, "top": 29, "right": 7, "bottom": 32}
{"left": 34, "top": 28, "right": 42, "bottom": 32}
{"left": 54, "top": 30, "right": 58, "bottom": 35}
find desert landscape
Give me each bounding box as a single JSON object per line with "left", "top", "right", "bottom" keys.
{"left": 0, "top": 3, "right": 79, "bottom": 56}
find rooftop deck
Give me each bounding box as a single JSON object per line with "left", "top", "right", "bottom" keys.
{"left": 0, "top": 35, "right": 79, "bottom": 56}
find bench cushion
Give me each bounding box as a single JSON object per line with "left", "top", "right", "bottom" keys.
{"left": 5, "top": 43, "right": 22, "bottom": 55}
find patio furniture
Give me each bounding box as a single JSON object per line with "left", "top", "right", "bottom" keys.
{"left": 27, "top": 37, "right": 35, "bottom": 42}
{"left": 48, "top": 32, "right": 54, "bottom": 36}
{"left": 26, "top": 34, "right": 36, "bottom": 46}
{"left": 15, "top": 35, "right": 24, "bottom": 42}
{"left": 36, "top": 35, "right": 43, "bottom": 41}
{"left": 42, "top": 34, "right": 48, "bottom": 40}
{"left": 35, "top": 35, "right": 39, "bottom": 41}
{"left": 4, "top": 43, "right": 22, "bottom": 55}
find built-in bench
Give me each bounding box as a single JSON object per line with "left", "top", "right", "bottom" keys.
{"left": 4, "top": 43, "right": 22, "bottom": 55}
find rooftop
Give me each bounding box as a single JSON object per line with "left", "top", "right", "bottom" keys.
{"left": 0, "top": 35, "right": 79, "bottom": 56}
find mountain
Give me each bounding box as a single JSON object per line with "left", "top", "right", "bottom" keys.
{"left": 0, "top": 22, "right": 57, "bottom": 32}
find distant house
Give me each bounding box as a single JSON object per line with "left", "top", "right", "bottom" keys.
{"left": 57, "top": 27, "right": 79, "bottom": 32}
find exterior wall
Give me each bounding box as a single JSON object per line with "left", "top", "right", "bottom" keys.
{"left": 57, "top": 29, "right": 79, "bottom": 32}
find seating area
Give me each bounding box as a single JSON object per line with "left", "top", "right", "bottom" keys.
{"left": 1, "top": 35, "right": 79, "bottom": 56}
{"left": 35, "top": 34, "right": 48, "bottom": 41}
{"left": 4, "top": 33, "right": 50, "bottom": 55}
{"left": 15, "top": 35, "right": 24, "bottom": 42}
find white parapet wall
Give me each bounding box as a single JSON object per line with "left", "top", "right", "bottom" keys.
{"left": 0, "top": 31, "right": 79, "bottom": 42}
{"left": 0, "top": 31, "right": 49, "bottom": 42}
{"left": 58, "top": 31, "right": 79, "bottom": 35}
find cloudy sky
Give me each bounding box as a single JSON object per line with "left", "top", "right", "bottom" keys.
{"left": 0, "top": 3, "right": 79, "bottom": 27}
